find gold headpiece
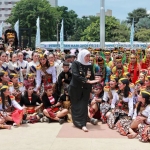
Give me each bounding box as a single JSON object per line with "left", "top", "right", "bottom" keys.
{"left": 119, "top": 78, "right": 128, "bottom": 83}
{"left": 10, "top": 73, "right": 18, "bottom": 78}
{"left": 123, "top": 72, "right": 130, "bottom": 78}
{"left": 27, "top": 73, "right": 34, "bottom": 78}
{"left": 130, "top": 54, "right": 137, "bottom": 59}
{"left": 140, "top": 90, "right": 150, "bottom": 96}
{"left": 1, "top": 85, "right": 9, "bottom": 90}
{"left": 39, "top": 54, "right": 45, "bottom": 59}
{"left": 125, "top": 49, "right": 130, "bottom": 54}
{"left": 115, "top": 54, "right": 122, "bottom": 62}
{"left": 110, "top": 75, "right": 118, "bottom": 81}
{"left": 104, "top": 50, "right": 111, "bottom": 55}
{"left": 145, "top": 76, "right": 150, "bottom": 80}
{"left": 0, "top": 71, "right": 8, "bottom": 76}
{"left": 137, "top": 49, "right": 142, "bottom": 54}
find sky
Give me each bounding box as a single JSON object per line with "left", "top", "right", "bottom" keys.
{"left": 58, "top": 0, "right": 150, "bottom": 21}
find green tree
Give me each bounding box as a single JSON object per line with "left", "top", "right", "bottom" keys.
{"left": 57, "top": 6, "right": 78, "bottom": 41}
{"left": 80, "top": 16, "right": 129, "bottom": 42}
{"left": 135, "top": 28, "right": 150, "bottom": 42}
{"left": 6, "top": 0, "right": 61, "bottom": 41}
{"left": 136, "top": 17, "right": 150, "bottom": 30}
{"left": 127, "top": 8, "right": 149, "bottom": 24}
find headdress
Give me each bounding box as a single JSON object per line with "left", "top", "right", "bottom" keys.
{"left": 104, "top": 50, "right": 111, "bottom": 55}
{"left": 24, "top": 82, "right": 34, "bottom": 90}
{"left": 9, "top": 73, "right": 18, "bottom": 79}
{"left": 44, "top": 84, "right": 53, "bottom": 90}
{"left": 112, "top": 47, "right": 119, "bottom": 53}
{"left": 140, "top": 90, "right": 150, "bottom": 97}
{"left": 93, "top": 83, "right": 103, "bottom": 89}
{"left": 125, "top": 49, "right": 130, "bottom": 54}
{"left": 119, "top": 78, "right": 129, "bottom": 85}
{"left": 1, "top": 85, "right": 9, "bottom": 90}
{"left": 0, "top": 71, "right": 8, "bottom": 76}
{"left": 35, "top": 48, "right": 43, "bottom": 54}
{"left": 135, "top": 80, "right": 144, "bottom": 85}
{"left": 110, "top": 75, "right": 118, "bottom": 82}
{"left": 123, "top": 72, "right": 131, "bottom": 78}
{"left": 145, "top": 75, "right": 150, "bottom": 81}
{"left": 115, "top": 54, "right": 123, "bottom": 63}
{"left": 27, "top": 73, "right": 35, "bottom": 78}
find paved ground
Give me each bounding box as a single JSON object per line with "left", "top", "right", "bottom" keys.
{"left": 0, "top": 122, "right": 149, "bottom": 150}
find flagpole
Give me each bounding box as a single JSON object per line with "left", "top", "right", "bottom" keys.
{"left": 35, "top": 17, "right": 41, "bottom": 48}
{"left": 60, "top": 19, "right": 64, "bottom": 51}
{"left": 0, "top": 21, "right": 3, "bottom": 37}
{"left": 130, "top": 18, "right": 134, "bottom": 49}
{"left": 14, "top": 20, "right": 19, "bottom": 42}
{"left": 100, "top": 0, "right": 105, "bottom": 49}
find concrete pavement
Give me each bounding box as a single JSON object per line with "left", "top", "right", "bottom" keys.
{"left": 0, "top": 122, "right": 149, "bottom": 150}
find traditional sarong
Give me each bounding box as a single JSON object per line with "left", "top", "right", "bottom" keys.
{"left": 11, "top": 109, "right": 23, "bottom": 124}
{"left": 46, "top": 107, "right": 59, "bottom": 119}
{"left": 116, "top": 117, "right": 132, "bottom": 136}
{"left": 107, "top": 109, "right": 127, "bottom": 129}
{"left": 138, "top": 123, "right": 150, "bottom": 142}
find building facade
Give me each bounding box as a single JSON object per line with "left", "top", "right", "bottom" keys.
{"left": 0, "top": 0, "right": 58, "bottom": 28}
{"left": 96, "top": 9, "right": 112, "bottom": 17}
{"left": 0, "top": 0, "right": 19, "bottom": 27}
{"left": 48, "top": 0, "right": 58, "bottom": 7}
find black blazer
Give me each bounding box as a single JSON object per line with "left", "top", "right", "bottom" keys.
{"left": 20, "top": 93, "right": 42, "bottom": 107}
{"left": 69, "top": 61, "right": 94, "bottom": 89}
{"left": 42, "top": 93, "right": 59, "bottom": 109}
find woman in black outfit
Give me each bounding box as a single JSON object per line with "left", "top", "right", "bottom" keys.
{"left": 69, "top": 49, "right": 99, "bottom": 132}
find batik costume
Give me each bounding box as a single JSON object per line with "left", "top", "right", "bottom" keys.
{"left": 0, "top": 87, "right": 23, "bottom": 125}
{"left": 107, "top": 78, "right": 134, "bottom": 130}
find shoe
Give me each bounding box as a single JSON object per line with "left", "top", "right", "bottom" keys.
{"left": 59, "top": 119, "right": 64, "bottom": 124}
{"left": 22, "top": 120, "right": 28, "bottom": 124}
{"left": 43, "top": 116, "right": 51, "bottom": 123}
{"left": 40, "top": 118, "right": 44, "bottom": 123}
{"left": 13, "top": 123, "right": 18, "bottom": 127}
{"left": 90, "top": 118, "right": 98, "bottom": 125}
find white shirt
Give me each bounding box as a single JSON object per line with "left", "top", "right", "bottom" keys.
{"left": 111, "top": 92, "right": 134, "bottom": 117}
{"left": 133, "top": 105, "right": 150, "bottom": 124}
{"left": 0, "top": 99, "right": 23, "bottom": 111}
{"left": 103, "top": 89, "right": 117, "bottom": 102}
{"left": 26, "top": 61, "right": 39, "bottom": 75}
{"left": 8, "top": 61, "right": 23, "bottom": 82}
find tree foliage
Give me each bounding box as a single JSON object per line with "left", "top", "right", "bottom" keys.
{"left": 136, "top": 17, "right": 150, "bottom": 30}
{"left": 57, "top": 6, "right": 78, "bottom": 41}
{"left": 135, "top": 28, "right": 150, "bottom": 42}
{"left": 80, "top": 16, "right": 129, "bottom": 42}
{"left": 127, "top": 8, "right": 149, "bottom": 24}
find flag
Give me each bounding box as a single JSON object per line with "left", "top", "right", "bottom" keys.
{"left": 60, "top": 19, "right": 64, "bottom": 51}
{"left": 14, "top": 20, "right": 19, "bottom": 41}
{"left": 0, "top": 21, "right": 3, "bottom": 37}
{"left": 35, "top": 17, "right": 41, "bottom": 48}
{"left": 130, "top": 18, "right": 134, "bottom": 48}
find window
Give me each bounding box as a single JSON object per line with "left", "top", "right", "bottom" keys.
{"left": 4, "top": 14, "right": 10, "bottom": 17}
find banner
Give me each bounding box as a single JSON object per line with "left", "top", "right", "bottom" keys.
{"left": 130, "top": 18, "right": 134, "bottom": 48}
{"left": 35, "top": 17, "right": 41, "bottom": 48}
{"left": 0, "top": 21, "right": 3, "bottom": 37}
{"left": 14, "top": 20, "right": 19, "bottom": 41}
{"left": 60, "top": 19, "right": 64, "bottom": 51}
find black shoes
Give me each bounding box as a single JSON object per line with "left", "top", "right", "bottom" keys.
{"left": 90, "top": 118, "right": 98, "bottom": 125}
{"left": 59, "top": 119, "right": 65, "bottom": 124}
